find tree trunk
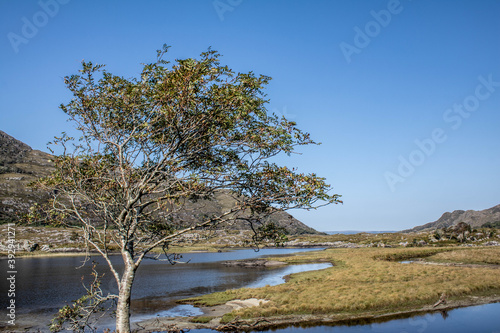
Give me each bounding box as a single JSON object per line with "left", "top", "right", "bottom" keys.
{"left": 115, "top": 259, "right": 137, "bottom": 333}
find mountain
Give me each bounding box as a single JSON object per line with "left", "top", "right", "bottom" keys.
{"left": 404, "top": 204, "right": 500, "bottom": 232}
{"left": 169, "top": 189, "right": 321, "bottom": 234}
{"left": 0, "top": 130, "right": 320, "bottom": 234}
{"left": 0, "top": 130, "right": 54, "bottom": 223}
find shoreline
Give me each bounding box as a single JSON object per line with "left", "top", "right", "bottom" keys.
{"left": 0, "top": 245, "right": 326, "bottom": 259}
{"left": 133, "top": 247, "right": 500, "bottom": 331}
{"left": 135, "top": 295, "right": 500, "bottom": 332}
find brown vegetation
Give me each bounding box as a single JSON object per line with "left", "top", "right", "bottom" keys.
{"left": 189, "top": 247, "right": 500, "bottom": 323}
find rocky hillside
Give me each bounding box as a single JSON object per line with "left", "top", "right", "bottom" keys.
{"left": 0, "top": 130, "right": 320, "bottom": 234}
{"left": 0, "top": 131, "right": 54, "bottom": 223}
{"left": 170, "top": 190, "right": 320, "bottom": 234}
{"left": 404, "top": 204, "right": 500, "bottom": 232}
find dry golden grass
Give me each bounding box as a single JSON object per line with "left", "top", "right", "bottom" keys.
{"left": 427, "top": 247, "right": 500, "bottom": 265}
{"left": 190, "top": 247, "right": 500, "bottom": 321}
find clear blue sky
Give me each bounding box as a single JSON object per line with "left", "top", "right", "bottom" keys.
{"left": 1, "top": 0, "right": 499, "bottom": 231}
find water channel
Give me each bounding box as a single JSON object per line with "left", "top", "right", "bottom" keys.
{"left": 189, "top": 302, "right": 500, "bottom": 333}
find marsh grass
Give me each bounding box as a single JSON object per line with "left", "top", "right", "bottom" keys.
{"left": 426, "top": 247, "right": 500, "bottom": 265}
{"left": 189, "top": 247, "right": 500, "bottom": 321}
{"left": 372, "top": 248, "right": 453, "bottom": 261}
{"left": 186, "top": 290, "right": 239, "bottom": 307}
{"left": 189, "top": 316, "right": 215, "bottom": 323}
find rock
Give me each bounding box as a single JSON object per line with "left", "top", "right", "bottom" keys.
{"left": 225, "top": 298, "right": 269, "bottom": 310}
{"left": 404, "top": 204, "right": 500, "bottom": 232}
{"left": 222, "top": 259, "right": 286, "bottom": 267}
{"left": 283, "top": 240, "right": 363, "bottom": 248}
{"left": 48, "top": 247, "right": 85, "bottom": 253}
{"left": 21, "top": 239, "right": 31, "bottom": 251}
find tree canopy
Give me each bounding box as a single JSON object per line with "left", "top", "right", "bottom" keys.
{"left": 34, "top": 45, "right": 341, "bottom": 332}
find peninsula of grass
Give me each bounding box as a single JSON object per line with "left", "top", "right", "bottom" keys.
{"left": 425, "top": 247, "right": 500, "bottom": 265}
{"left": 187, "top": 247, "right": 500, "bottom": 326}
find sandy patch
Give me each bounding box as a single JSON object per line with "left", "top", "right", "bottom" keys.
{"left": 225, "top": 298, "right": 269, "bottom": 310}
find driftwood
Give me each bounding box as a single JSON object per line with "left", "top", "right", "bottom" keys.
{"left": 433, "top": 293, "right": 447, "bottom": 307}
{"left": 216, "top": 316, "right": 271, "bottom": 332}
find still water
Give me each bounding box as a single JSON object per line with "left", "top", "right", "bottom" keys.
{"left": 190, "top": 302, "right": 500, "bottom": 333}
{"left": 0, "top": 248, "right": 326, "bottom": 329}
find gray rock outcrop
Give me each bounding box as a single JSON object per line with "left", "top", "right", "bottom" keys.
{"left": 404, "top": 204, "right": 500, "bottom": 232}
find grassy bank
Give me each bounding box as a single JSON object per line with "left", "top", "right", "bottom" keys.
{"left": 188, "top": 247, "right": 500, "bottom": 323}
{"left": 426, "top": 247, "right": 500, "bottom": 265}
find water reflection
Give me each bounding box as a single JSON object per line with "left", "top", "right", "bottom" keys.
{"left": 167, "top": 302, "right": 500, "bottom": 333}
{"left": 253, "top": 302, "right": 500, "bottom": 333}
{"left": 133, "top": 304, "right": 204, "bottom": 322}
{"left": 245, "top": 263, "right": 331, "bottom": 288}
{"left": 0, "top": 248, "right": 324, "bottom": 329}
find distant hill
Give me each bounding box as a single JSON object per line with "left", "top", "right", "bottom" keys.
{"left": 325, "top": 230, "right": 396, "bottom": 235}
{"left": 0, "top": 130, "right": 321, "bottom": 234}
{"left": 0, "top": 130, "right": 54, "bottom": 223}
{"left": 171, "top": 189, "right": 321, "bottom": 234}
{"left": 404, "top": 204, "right": 500, "bottom": 232}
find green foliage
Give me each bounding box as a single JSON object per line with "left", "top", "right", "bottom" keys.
{"left": 220, "top": 313, "right": 237, "bottom": 324}
{"left": 0, "top": 217, "right": 17, "bottom": 224}
{"left": 252, "top": 222, "right": 288, "bottom": 247}
{"left": 190, "top": 316, "right": 215, "bottom": 323}
{"left": 185, "top": 289, "right": 239, "bottom": 307}
{"left": 34, "top": 45, "right": 341, "bottom": 246}
{"left": 481, "top": 221, "right": 500, "bottom": 228}
{"left": 50, "top": 263, "right": 116, "bottom": 332}
{"left": 24, "top": 202, "right": 68, "bottom": 227}
{"left": 69, "top": 231, "right": 80, "bottom": 241}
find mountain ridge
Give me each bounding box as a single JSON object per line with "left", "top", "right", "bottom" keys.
{"left": 404, "top": 204, "right": 500, "bottom": 232}
{"left": 0, "top": 130, "right": 321, "bottom": 234}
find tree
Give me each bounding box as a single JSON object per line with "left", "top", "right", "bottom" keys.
{"left": 34, "top": 45, "right": 341, "bottom": 332}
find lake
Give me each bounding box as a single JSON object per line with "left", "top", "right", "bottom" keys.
{"left": 0, "top": 248, "right": 326, "bottom": 330}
